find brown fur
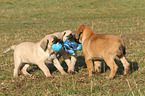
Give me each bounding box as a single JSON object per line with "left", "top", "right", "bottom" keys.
{"left": 75, "top": 25, "right": 130, "bottom": 79}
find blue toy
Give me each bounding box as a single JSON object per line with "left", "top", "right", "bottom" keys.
{"left": 77, "top": 44, "right": 82, "bottom": 51}
{"left": 52, "top": 43, "right": 63, "bottom": 52}
{"left": 64, "top": 40, "right": 82, "bottom": 54}
{"left": 52, "top": 40, "right": 82, "bottom": 54}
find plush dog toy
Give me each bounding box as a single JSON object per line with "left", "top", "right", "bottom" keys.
{"left": 52, "top": 43, "right": 63, "bottom": 52}
{"left": 52, "top": 40, "right": 82, "bottom": 54}
{"left": 64, "top": 40, "right": 82, "bottom": 54}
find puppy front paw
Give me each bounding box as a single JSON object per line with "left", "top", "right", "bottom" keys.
{"left": 47, "top": 76, "right": 54, "bottom": 79}
{"left": 68, "top": 70, "right": 78, "bottom": 74}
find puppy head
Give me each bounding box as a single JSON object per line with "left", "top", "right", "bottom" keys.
{"left": 62, "top": 30, "right": 75, "bottom": 41}
{"left": 40, "top": 35, "right": 62, "bottom": 52}
{"left": 75, "top": 25, "right": 93, "bottom": 43}
{"left": 75, "top": 25, "right": 86, "bottom": 43}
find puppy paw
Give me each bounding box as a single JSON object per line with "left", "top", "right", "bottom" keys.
{"left": 124, "top": 70, "right": 130, "bottom": 75}
{"left": 68, "top": 70, "right": 77, "bottom": 74}
{"left": 105, "top": 76, "right": 112, "bottom": 79}
{"left": 29, "top": 74, "right": 32, "bottom": 77}
{"left": 107, "top": 76, "right": 115, "bottom": 80}
{"left": 97, "top": 70, "right": 101, "bottom": 73}
{"left": 47, "top": 76, "right": 54, "bottom": 79}
{"left": 124, "top": 72, "right": 130, "bottom": 76}
{"left": 62, "top": 72, "right": 68, "bottom": 75}
{"left": 13, "top": 76, "right": 19, "bottom": 78}
{"left": 71, "top": 71, "right": 78, "bottom": 74}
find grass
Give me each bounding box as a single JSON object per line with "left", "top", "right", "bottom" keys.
{"left": 0, "top": 0, "right": 145, "bottom": 95}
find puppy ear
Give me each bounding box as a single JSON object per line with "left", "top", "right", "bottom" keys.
{"left": 75, "top": 31, "right": 83, "bottom": 41}
{"left": 53, "top": 37, "right": 63, "bottom": 44}
{"left": 63, "top": 32, "right": 66, "bottom": 37}
{"left": 62, "top": 32, "right": 66, "bottom": 40}
{"left": 59, "top": 32, "right": 66, "bottom": 42}
{"left": 40, "top": 39, "right": 49, "bottom": 51}
{"left": 76, "top": 28, "right": 84, "bottom": 39}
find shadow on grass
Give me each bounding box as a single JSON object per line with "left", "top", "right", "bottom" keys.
{"left": 26, "top": 56, "right": 139, "bottom": 76}
{"left": 74, "top": 56, "right": 139, "bottom": 75}
{"left": 26, "top": 64, "right": 57, "bottom": 75}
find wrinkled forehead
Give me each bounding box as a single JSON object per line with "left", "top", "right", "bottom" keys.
{"left": 49, "top": 35, "right": 55, "bottom": 41}
{"left": 45, "top": 35, "right": 56, "bottom": 44}
{"left": 64, "top": 30, "right": 73, "bottom": 36}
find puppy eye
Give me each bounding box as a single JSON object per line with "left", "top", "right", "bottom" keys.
{"left": 66, "top": 35, "right": 70, "bottom": 37}
{"left": 53, "top": 38, "right": 63, "bottom": 44}
{"left": 67, "top": 34, "right": 73, "bottom": 37}
{"left": 52, "top": 37, "right": 58, "bottom": 43}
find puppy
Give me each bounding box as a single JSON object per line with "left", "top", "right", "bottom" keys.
{"left": 75, "top": 25, "right": 130, "bottom": 79}
{"left": 51, "top": 30, "right": 78, "bottom": 73}
{"left": 3, "top": 35, "right": 67, "bottom": 78}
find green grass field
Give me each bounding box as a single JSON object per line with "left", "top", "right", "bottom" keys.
{"left": 0, "top": 0, "right": 145, "bottom": 95}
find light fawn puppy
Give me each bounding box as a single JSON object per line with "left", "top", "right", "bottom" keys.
{"left": 75, "top": 25, "right": 130, "bottom": 79}
{"left": 3, "top": 35, "right": 67, "bottom": 78}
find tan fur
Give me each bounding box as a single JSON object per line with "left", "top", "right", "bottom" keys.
{"left": 3, "top": 35, "right": 67, "bottom": 78}
{"left": 52, "top": 30, "right": 77, "bottom": 73}
{"left": 75, "top": 25, "right": 130, "bottom": 79}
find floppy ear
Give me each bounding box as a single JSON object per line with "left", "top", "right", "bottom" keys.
{"left": 40, "top": 39, "right": 49, "bottom": 51}
{"left": 76, "top": 25, "right": 84, "bottom": 39}
{"left": 76, "top": 30, "right": 83, "bottom": 40}
{"left": 62, "top": 32, "right": 66, "bottom": 40}
{"left": 63, "top": 32, "right": 66, "bottom": 37}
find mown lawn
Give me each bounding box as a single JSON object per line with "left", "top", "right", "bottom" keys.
{"left": 0, "top": 0, "right": 145, "bottom": 95}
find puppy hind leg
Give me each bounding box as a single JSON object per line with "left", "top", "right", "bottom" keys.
{"left": 90, "top": 61, "right": 94, "bottom": 72}
{"left": 37, "top": 62, "right": 52, "bottom": 78}
{"left": 94, "top": 61, "right": 101, "bottom": 73}
{"left": 69, "top": 56, "right": 77, "bottom": 73}
{"left": 53, "top": 59, "right": 67, "bottom": 75}
{"left": 120, "top": 56, "right": 130, "bottom": 75}
{"left": 104, "top": 57, "right": 118, "bottom": 79}
{"left": 64, "top": 59, "right": 71, "bottom": 73}
{"left": 13, "top": 56, "right": 21, "bottom": 77}
{"left": 21, "top": 64, "right": 32, "bottom": 76}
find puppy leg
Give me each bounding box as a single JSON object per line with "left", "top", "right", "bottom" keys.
{"left": 85, "top": 57, "right": 93, "bottom": 77}
{"left": 90, "top": 61, "right": 94, "bottom": 72}
{"left": 94, "top": 61, "right": 101, "bottom": 73}
{"left": 53, "top": 58, "right": 67, "bottom": 75}
{"left": 69, "top": 51, "right": 77, "bottom": 73}
{"left": 37, "top": 62, "right": 52, "bottom": 77}
{"left": 104, "top": 57, "right": 118, "bottom": 79}
{"left": 13, "top": 56, "right": 21, "bottom": 77}
{"left": 120, "top": 56, "right": 130, "bottom": 75}
{"left": 21, "top": 64, "right": 32, "bottom": 76}
{"left": 64, "top": 59, "right": 71, "bottom": 72}
{"left": 68, "top": 55, "right": 77, "bottom": 73}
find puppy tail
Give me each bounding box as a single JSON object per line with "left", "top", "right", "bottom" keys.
{"left": 3, "top": 45, "right": 16, "bottom": 53}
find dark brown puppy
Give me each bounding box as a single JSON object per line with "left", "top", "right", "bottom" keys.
{"left": 75, "top": 25, "right": 130, "bottom": 79}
